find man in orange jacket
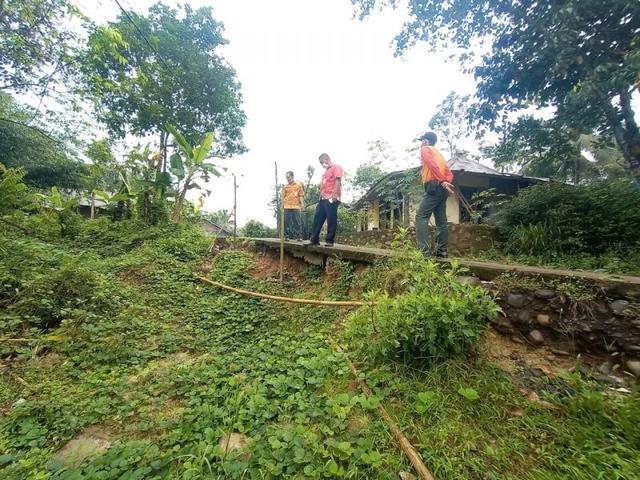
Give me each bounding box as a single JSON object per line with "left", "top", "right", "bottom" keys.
{"left": 415, "top": 131, "right": 455, "bottom": 257}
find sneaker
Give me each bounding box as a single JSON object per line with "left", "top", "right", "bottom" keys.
{"left": 324, "top": 242, "right": 334, "bottom": 247}
{"left": 308, "top": 240, "right": 320, "bottom": 246}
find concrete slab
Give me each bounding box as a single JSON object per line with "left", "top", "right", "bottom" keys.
{"left": 250, "top": 238, "right": 640, "bottom": 300}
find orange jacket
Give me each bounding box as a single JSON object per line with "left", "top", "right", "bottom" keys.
{"left": 421, "top": 145, "right": 454, "bottom": 184}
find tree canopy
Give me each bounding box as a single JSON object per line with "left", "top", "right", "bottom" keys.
{"left": 353, "top": 0, "right": 640, "bottom": 183}
{"left": 0, "top": 93, "right": 85, "bottom": 189}
{"left": 0, "top": 0, "right": 81, "bottom": 94}
{"left": 81, "top": 2, "right": 246, "bottom": 157}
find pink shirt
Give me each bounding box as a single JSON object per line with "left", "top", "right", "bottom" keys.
{"left": 320, "top": 164, "right": 343, "bottom": 201}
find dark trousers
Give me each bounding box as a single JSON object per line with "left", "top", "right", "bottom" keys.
{"left": 284, "top": 208, "right": 302, "bottom": 239}
{"left": 310, "top": 199, "right": 339, "bottom": 244}
{"left": 416, "top": 182, "right": 449, "bottom": 256}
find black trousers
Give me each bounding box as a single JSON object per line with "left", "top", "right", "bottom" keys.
{"left": 284, "top": 208, "right": 302, "bottom": 239}
{"left": 310, "top": 199, "right": 339, "bottom": 244}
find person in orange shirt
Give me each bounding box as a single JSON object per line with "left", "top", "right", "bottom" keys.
{"left": 282, "top": 171, "right": 305, "bottom": 241}
{"left": 416, "top": 132, "right": 455, "bottom": 257}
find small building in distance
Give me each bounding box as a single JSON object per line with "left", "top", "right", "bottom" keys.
{"left": 352, "top": 156, "right": 546, "bottom": 231}
{"left": 202, "top": 219, "right": 233, "bottom": 237}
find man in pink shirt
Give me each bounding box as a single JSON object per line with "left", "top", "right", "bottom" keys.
{"left": 310, "top": 153, "right": 343, "bottom": 247}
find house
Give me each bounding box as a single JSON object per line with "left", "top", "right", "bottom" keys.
{"left": 77, "top": 194, "right": 108, "bottom": 218}
{"left": 352, "top": 156, "right": 546, "bottom": 231}
{"left": 202, "top": 219, "right": 233, "bottom": 237}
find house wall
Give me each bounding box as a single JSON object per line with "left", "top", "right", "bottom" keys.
{"left": 360, "top": 171, "right": 533, "bottom": 231}
{"left": 367, "top": 199, "right": 380, "bottom": 230}
{"left": 406, "top": 181, "right": 460, "bottom": 227}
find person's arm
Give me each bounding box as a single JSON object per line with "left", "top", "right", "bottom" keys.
{"left": 299, "top": 184, "right": 305, "bottom": 209}
{"left": 441, "top": 167, "right": 455, "bottom": 194}
{"left": 332, "top": 178, "right": 341, "bottom": 202}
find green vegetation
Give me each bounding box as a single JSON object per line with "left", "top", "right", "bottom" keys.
{"left": 2, "top": 2, "right": 640, "bottom": 478}
{"left": 1, "top": 207, "right": 639, "bottom": 478}
{"left": 345, "top": 252, "right": 500, "bottom": 365}
{"left": 479, "top": 180, "right": 640, "bottom": 275}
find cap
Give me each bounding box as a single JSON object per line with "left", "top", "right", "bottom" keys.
{"left": 418, "top": 132, "right": 438, "bottom": 144}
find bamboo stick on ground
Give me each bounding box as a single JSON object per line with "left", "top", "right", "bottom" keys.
{"left": 196, "top": 276, "right": 374, "bottom": 307}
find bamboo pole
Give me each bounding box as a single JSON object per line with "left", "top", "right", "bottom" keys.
{"left": 333, "top": 341, "right": 436, "bottom": 480}
{"left": 195, "top": 276, "right": 374, "bottom": 307}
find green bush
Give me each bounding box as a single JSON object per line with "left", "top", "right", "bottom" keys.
{"left": 492, "top": 180, "right": 640, "bottom": 256}
{"left": 345, "top": 252, "right": 501, "bottom": 365}
{"left": 0, "top": 238, "right": 113, "bottom": 334}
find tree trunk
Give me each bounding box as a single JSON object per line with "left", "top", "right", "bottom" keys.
{"left": 159, "top": 131, "right": 168, "bottom": 173}
{"left": 90, "top": 191, "right": 96, "bottom": 219}
{"left": 597, "top": 87, "right": 640, "bottom": 185}
{"left": 618, "top": 89, "right": 640, "bottom": 185}
{"left": 172, "top": 174, "right": 193, "bottom": 222}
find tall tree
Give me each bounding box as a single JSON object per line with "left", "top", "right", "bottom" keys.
{"left": 84, "top": 139, "right": 118, "bottom": 219}
{"left": 428, "top": 92, "right": 472, "bottom": 158}
{"left": 353, "top": 0, "right": 640, "bottom": 183}
{"left": 81, "top": 2, "right": 246, "bottom": 160}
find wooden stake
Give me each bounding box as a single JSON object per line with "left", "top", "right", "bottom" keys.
{"left": 233, "top": 174, "right": 238, "bottom": 241}
{"left": 275, "top": 162, "right": 284, "bottom": 284}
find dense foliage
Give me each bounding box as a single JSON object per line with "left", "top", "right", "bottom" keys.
{"left": 0, "top": 0, "right": 80, "bottom": 94}
{"left": 346, "top": 249, "right": 500, "bottom": 365}
{"left": 1, "top": 203, "right": 639, "bottom": 478}
{"left": 0, "top": 94, "right": 86, "bottom": 190}
{"left": 492, "top": 180, "right": 640, "bottom": 257}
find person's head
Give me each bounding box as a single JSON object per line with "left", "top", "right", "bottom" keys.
{"left": 286, "top": 171, "right": 294, "bottom": 184}
{"left": 419, "top": 131, "right": 438, "bottom": 147}
{"left": 318, "top": 153, "right": 332, "bottom": 169}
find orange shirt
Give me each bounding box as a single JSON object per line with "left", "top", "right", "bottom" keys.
{"left": 421, "top": 145, "right": 454, "bottom": 184}
{"left": 283, "top": 181, "right": 304, "bottom": 209}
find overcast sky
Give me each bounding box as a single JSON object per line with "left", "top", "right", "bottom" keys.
{"left": 74, "top": 0, "right": 475, "bottom": 227}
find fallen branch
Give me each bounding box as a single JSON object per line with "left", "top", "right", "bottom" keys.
{"left": 195, "top": 275, "right": 375, "bottom": 307}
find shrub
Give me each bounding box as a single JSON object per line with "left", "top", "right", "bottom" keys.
{"left": 345, "top": 252, "right": 501, "bottom": 366}
{"left": 491, "top": 180, "right": 640, "bottom": 256}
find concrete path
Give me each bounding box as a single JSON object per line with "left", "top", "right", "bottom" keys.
{"left": 251, "top": 238, "right": 640, "bottom": 300}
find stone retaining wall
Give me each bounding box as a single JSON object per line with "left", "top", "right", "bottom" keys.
{"left": 464, "top": 276, "right": 640, "bottom": 377}
{"left": 338, "top": 224, "right": 496, "bottom": 255}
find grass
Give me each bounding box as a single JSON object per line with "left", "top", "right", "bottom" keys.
{"left": 469, "top": 248, "right": 640, "bottom": 277}
{"left": 1, "top": 220, "right": 639, "bottom": 479}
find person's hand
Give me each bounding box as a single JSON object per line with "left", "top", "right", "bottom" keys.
{"left": 441, "top": 181, "right": 455, "bottom": 195}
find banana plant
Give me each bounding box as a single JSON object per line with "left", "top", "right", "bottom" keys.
{"left": 166, "top": 125, "right": 219, "bottom": 222}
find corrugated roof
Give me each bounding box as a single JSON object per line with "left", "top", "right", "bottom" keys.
{"left": 447, "top": 156, "right": 501, "bottom": 174}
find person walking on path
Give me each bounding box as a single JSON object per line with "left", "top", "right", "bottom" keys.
{"left": 415, "top": 132, "right": 455, "bottom": 257}
{"left": 282, "top": 171, "right": 305, "bottom": 241}
{"left": 310, "top": 153, "right": 343, "bottom": 247}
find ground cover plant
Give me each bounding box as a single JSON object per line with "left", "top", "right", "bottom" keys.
{"left": 1, "top": 220, "right": 639, "bottom": 479}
